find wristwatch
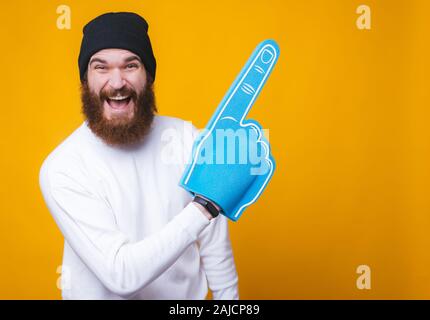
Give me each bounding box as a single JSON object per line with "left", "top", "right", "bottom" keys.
{"left": 192, "top": 195, "right": 221, "bottom": 218}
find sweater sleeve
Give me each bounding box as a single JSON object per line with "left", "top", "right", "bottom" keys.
{"left": 181, "top": 121, "right": 239, "bottom": 299}
{"left": 39, "top": 157, "right": 210, "bottom": 299}
{"left": 198, "top": 215, "right": 239, "bottom": 300}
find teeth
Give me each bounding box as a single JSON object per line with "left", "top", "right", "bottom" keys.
{"left": 108, "top": 95, "right": 129, "bottom": 101}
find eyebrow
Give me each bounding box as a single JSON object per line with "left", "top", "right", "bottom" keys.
{"left": 89, "top": 57, "right": 107, "bottom": 66}
{"left": 124, "top": 55, "right": 142, "bottom": 63}
{"left": 89, "top": 55, "right": 142, "bottom": 66}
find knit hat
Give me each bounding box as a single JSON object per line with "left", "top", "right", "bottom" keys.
{"left": 78, "top": 12, "right": 156, "bottom": 82}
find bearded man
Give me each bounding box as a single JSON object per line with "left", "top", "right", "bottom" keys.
{"left": 39, "top": 12, "right": 238, "bottom": 300}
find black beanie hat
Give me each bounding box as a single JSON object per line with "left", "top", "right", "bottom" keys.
{"left": 78, "top": 12, "right": 156, "bottom": 82}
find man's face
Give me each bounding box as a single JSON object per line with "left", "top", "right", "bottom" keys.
{"left": 81, "top": 48, "right": 156, "bottom": 146}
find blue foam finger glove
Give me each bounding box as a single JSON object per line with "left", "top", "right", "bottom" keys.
{"left": 180, "top": 39, "right": 280, "bottom": 221}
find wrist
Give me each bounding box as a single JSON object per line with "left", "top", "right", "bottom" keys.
{"left": 192, "top": 201, "right": 214, "bottom": 220}
{"left": 192, "top": 194, "right": 220, "bottom": 219}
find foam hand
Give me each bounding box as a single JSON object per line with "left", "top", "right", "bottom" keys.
{"left": 180, "top": 40, "right": 279, "bottom": 221}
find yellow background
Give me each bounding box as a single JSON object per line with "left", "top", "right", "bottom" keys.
{"left": 1, "top": 0, "right": 429, "bottom": 299}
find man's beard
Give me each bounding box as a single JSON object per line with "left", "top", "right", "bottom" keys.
{"left": 80, "top": 80, "right": 157, "bottom": 147}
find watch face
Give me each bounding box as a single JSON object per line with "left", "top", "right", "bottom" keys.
{"left": 194, "top": 196, "right": 219, "bottom": 218}
{"left": 195, "top": 196, "right": 207, "bottom": 205}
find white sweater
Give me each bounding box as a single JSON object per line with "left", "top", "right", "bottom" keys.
{"left": 39, "top": 115, "right": 239, "bottom": 300}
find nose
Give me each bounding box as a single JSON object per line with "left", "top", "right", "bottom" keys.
{"left": 107, "top": 68, "right": 126, "bottom": 90}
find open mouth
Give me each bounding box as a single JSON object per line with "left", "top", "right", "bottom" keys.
{"left": 106, "top": 95, "right": 132, "bottom": 110}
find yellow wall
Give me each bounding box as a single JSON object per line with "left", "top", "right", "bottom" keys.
{"left": 1, "top": 0, "right": 429, "bottom": 299}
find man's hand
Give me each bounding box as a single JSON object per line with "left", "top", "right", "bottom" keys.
{"left": 180, "top": 40, "right": 280, "bottom": 221}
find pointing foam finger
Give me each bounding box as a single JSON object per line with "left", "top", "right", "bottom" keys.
{"left": 213, "top": 40, "right": 280, "bottom": 125}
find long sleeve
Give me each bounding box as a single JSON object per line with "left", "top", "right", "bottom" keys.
{"left": 197, "top": 215, "right": 239, "bottom": 299}
{"left": 181, "top": 122, "right": 239, "bottom": 299}
{"left": 39, "top": 158, "right": 210, "bottom": 299}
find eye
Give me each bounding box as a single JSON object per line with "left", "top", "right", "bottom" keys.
{"left": 126, "top": 63, "right": 139, "bottom": 69}
{"left": 94, "top": 65, "right": 106, "bottom": 70}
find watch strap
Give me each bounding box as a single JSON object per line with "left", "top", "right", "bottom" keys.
{"left": 193, "top": 195, "right": 220, "bottom": 218}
